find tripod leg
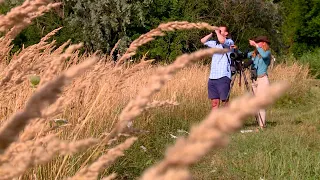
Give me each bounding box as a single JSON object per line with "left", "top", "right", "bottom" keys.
{"left": 242, "top": 70, "right": 265, "bottom": 127}
{"left": 226, "top": 74, "right": 237, "bottom": 101}
{"left": 241, "top": 70, "right": 251, "bottom": 92}
{"left": 239, "top": 71, "right": 242, "bottom": 87}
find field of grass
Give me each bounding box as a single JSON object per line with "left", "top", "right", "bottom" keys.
{"left": 104, "top": 68, "right": 320, "bottom": 180}
{"left": 194, "top": 83, "right": 320, "bottom": 179}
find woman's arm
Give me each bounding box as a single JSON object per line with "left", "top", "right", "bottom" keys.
{"left": 256, "top": 48, "right": 271, "bottom": 59}
{"left": 249, "top": 40, "right": 271, "bottom": 60}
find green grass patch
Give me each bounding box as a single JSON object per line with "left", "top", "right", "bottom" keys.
{"left": 107, "top": 83, "right": 320, "bottom": 179}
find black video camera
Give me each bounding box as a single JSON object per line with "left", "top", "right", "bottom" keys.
{"left": 230, "top": 50, "right": 248, "bottom": 62}
{"left": 229, "top": 49, "right": 257, "bottom": 80}
{"left": 230, "top": 50, "right": 253, "bottom": 69}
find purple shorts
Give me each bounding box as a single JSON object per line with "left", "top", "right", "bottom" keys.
{"left": 208, "top": 76, "right": 231, "bottom": 101}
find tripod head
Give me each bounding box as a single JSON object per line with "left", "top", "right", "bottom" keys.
{"left": 230, "top": 49, "right": 249, "bottom": 62}
{"left": 230, "top": 49, "right": 252, "bottom": 70}
{"left": 229, "top": 49, "right": 256, "bottom": 80}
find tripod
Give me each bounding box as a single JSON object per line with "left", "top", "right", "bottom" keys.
{"left": 226, "top": 62, "right": 265, "bottom": 128}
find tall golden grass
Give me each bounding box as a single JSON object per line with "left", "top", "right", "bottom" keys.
{"left": 0, "top": 1, "right": 309, "bottom": 179}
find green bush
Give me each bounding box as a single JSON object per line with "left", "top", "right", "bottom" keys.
{"left": 280, "top": 0, "right": 320, "bottom": 57}
{"left": 299, "top": 48, "right": 320, "bottom": 78}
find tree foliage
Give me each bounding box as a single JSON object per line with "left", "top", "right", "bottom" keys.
{"left": 138, "top": 0, "right": 282, "bottom": 62}
{"left": 65, "top": 0, "right": 151, "bottom": 53}
{"left": 2, "top": 0, "right": 319, "bottom": 61}
{"left": 280, "top": 0, "right": 320, "bottom": 57}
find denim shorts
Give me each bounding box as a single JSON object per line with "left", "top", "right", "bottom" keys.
{"left": 208, "top": 76, "right": 231, "bottom": 101}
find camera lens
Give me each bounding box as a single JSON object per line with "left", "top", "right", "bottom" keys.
{"left": 230, "top": 52, "right": 237, "bottom": 60}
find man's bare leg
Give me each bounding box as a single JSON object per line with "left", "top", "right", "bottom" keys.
{"left": 211, "top": 99, "right": 220, "bottom": 110}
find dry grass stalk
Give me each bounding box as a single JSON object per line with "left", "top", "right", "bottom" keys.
{"left": 54, "top": 59, "right": 124, "bottom": 178}
{"left": 39, "top": 43, "right": 84, "bottom": 86}
{"left": 0, "top": 0, "right": 61, "bottom": 35}
{"left": 54, "top": 39, "right": 72, "bottom": 55}
{"left": 0, "top": 6, "right": 62, "bottom": 82}
{"left": 41, "top": 97, "right": 68, "bottom": 118}
{"left": 116, "top": 21, "right": 219, "bottom": 65}
{"left": 108, "top": 39, "right": 121, "bottom": 61}
{"left": 158, "top": 168, "right": 191, "bottom": 180}
{"left": 0, "top": 54, "right": 26, "bottom": 86}
{"left": 19, "top": 117, "right": 66, "bottom": 142}
{"left": 6, "top": 1, "right": 61, "bottom": 39}
{"left": 145, "top": 100, "right": 179, "bottom": 110}
{"left": 0, "top": 135, "right": 99, "bottom": 180}
{"left": 39, "top": 27, "right": 63, "bottom": 46}
{"left": 18, "top": 119, "right": 49, "bottom": 141}
{"left": 140, "top": 83, "right": 289, "bottom": 179}
{"left": 82, "top": 58, "right": 153, "bottom": 118}
{"left": 0, "top": 27, "right": 63, "bottom": 90}
{"left": 68, "top": 137, "right": 137, "bottom": 180}
{"left": 101, "top": 173, "right": 117, "bottom": 180}
{"left": 113, "top": 58, "right": 154, "bottom": 90}
{"left": 0, "top": 35, "right": 14, "bottom": 63}
{"left": 0, "top": 57, "right": 96, "bottom": 153}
